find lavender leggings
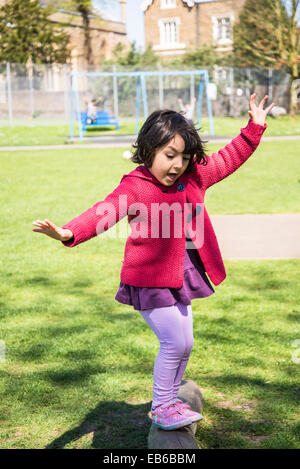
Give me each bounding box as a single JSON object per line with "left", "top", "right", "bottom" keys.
{"left": 139, "top": 302, "right": 194, "bottom": 410}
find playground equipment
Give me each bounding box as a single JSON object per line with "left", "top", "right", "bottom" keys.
{"left": 69, "top": 69, "right": 215, "bottom": 140}
{"left": 79, "top": 110, "right": 119, "bottom": 132}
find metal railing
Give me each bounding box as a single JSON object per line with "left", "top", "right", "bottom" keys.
{"left": 0, "top": 62, "right": 293, "bottom": 126}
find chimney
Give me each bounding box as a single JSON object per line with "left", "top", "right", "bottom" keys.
{"left": 120, "top": 0, "right": 126, "bottom": 23}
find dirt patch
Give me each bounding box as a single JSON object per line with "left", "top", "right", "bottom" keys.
{"left": 215, "top": 401, "right": 257, "bottom": 411}
{"left": 210, "top": 425, "right": 270, "bottom": 447}
{"left": 243, "top": 434, "right": 269, "bottom": 444}
{"left": 215, "top": 394, "right": 258, "bottom": 412}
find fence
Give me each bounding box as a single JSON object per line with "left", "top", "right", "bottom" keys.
{"left": 0, "top": 62, "right": 294, "bottom": 125}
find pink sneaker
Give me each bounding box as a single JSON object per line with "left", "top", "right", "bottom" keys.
{"left": 151, "top": 400, "right": 192, "bottom": 430}
{"left": 172, "top": 399, "right": 204, "bottom": 423}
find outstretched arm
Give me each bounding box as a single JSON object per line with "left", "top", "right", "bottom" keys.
{"left": 196, "top": 94, "right": 275, "bottom": 190}
{"left": 248, "top": 93, "right": 275, "bottom": 126}
{"left": 178, "top": 98, "right": 185, "bottom": 112}
{"left": 190, "top": 97, "right": 196, "bottom": 115}
{"left": 32, "top": 178, "right": 137, "bottom": 248}
{"left": 60, "top": 178, "right": 137, "bottom": 247}
{"left": 32, "top": 219, "right": 73, "bottom": 242}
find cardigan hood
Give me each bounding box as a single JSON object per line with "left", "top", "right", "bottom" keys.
{"left": 120, "top": 164, "right": 174, "bottom": 186}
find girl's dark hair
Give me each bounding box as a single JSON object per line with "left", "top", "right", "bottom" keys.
{"left": 131, "top": 109, "right": 207, "bottom": 172}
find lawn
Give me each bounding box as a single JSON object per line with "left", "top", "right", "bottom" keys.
{"left": 1, "top": 140, "right": 298, "bottom": 214}
{"left": 0, "top": 143, "right": 299, "bottom": 449}
{"left": 0, "top": 114, "right": 299, "bottom": 146}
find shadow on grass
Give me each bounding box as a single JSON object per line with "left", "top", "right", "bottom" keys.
{"left": 195, "top": 401, "right": 275, "bottom": 449}
{"left": 193, "top": 374, "right": 300, "bottom": 449}
{"left": 0, "top": 270, "right": 136, "bottom": 322}
{"left": 43, "top": 372, "right": 300, "bottom": 449}
{"left": 202, "top": 373, "right": 300, "bottom": 406}
{"left": 45, "top": 400, "right": 151, "bottom": 449}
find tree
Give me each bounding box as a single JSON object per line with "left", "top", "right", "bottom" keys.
{"left": 108, "top": 42, "right": 159, "bottom": 69}
{"left": 233, "top": 0, "right": 300, "bottom": 115}
{"left": 164, "top": 43, "right": 231, "bottom": 75}
{"left": 52, "top": 0, "right": 97, "bottom": 65}
{"left": 73, "top": 1, "right": 93, "bottom": 64}
{"left": 0, "top": 0, "right": 70, "bottom": 64}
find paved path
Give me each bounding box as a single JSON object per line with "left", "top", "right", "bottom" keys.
{"left": 0, "top": 134, "right": 300, "bottom": 151}
{"left": 210, "top": 214, "right": 300, "bottom": 260}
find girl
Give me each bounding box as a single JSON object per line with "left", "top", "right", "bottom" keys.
{"left": 32, "top": 94, "right": 275, "bottom": 431}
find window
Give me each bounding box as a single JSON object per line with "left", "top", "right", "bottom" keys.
{"left": 212, "top": 15, "right": 233, "bottom": 46}
{"left": 155, "top": 17, "right": 185, "bottom": 52}
{"left": 161, "top": 0, "right": 176, "bottom": 9}
{"left": 217, "top": 17, "right": 231, "bottom": 41}
{"left": 161, "top": 20, "right": 178, "bottom": 44}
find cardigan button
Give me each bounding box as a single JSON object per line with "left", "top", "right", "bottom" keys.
{"left": 176, "top": 182, "right": 185, "bottom": 192}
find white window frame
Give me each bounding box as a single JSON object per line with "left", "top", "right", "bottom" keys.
{"left": 217, "top": 17, "right": 231, "bottom": 41}
{"left": 161, "top": 0, "right": 176, "bottom": 9}
{"left": 157, "top": 17, "right": 181, "bottom": 48}
{"left": 212, "top": 14, "right": 234, "bottom": 46}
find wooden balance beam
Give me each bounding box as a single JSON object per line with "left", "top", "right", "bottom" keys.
{"left": 148, "top": 379, "right": 204, "bottom": 449}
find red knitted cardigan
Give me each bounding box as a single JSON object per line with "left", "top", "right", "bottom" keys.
{"left": 61, "top": 119, "right": 267, "bottom": 287}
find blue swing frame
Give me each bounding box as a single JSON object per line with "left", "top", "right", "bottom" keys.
{"left": 69, "top": 69, "right": 214, "bottom": 140}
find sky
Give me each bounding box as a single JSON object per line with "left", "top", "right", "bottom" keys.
{"left": 93, "top": 0, "right": 145, "bottom": 51}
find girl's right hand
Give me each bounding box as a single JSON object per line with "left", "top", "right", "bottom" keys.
{"left": 32, "top": 219, "right": 73, "bottom": 242}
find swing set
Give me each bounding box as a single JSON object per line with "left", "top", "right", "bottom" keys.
{"left": 69, "top": 69, "right": 214, "bottom": 140}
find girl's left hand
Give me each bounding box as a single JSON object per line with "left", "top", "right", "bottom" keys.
{"left": 248, "top": 94, "right": 275, "bottom": 126}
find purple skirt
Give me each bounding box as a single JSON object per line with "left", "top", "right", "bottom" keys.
{"left": 115, "top": 247, "right": 215, "bottom": 311}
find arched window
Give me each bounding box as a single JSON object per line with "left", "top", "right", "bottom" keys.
{"left": 159, "top": 17, "right": 180, "bottom": 45}
{"left": 161, "top": 0, "right": 176, "bottom": 8}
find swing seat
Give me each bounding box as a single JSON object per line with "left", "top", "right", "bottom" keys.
{"left": 78, "top": 111, "right": 120, "bottom": 131}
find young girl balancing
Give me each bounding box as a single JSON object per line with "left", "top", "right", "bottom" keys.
{"left": 32, "top": 94, "right": 274, "bottom": 431}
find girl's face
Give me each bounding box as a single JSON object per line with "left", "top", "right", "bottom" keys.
{"left": 148, "top": 133, "right": 191, "bottom": 186}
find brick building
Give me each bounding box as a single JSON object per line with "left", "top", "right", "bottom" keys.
{"left": 0, "top": 0, "right": 130, "bottom": 69}
{"left": 49, "top": 1, "right": 130, "bottom": 70}
{"left": 141, "top": 0, "right": 245, "bottom": 58}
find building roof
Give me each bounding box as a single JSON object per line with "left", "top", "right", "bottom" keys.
{"left": 141, "top": 0, "right": 204, "bottom": 12}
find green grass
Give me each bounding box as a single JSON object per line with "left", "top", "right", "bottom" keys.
{"left": 0, "top": 114, "right": 299, "bottom": 146}
{"left": 205, "top": 140, "right": 300, "bottom": 214}
{"left": 1, "top": 140, "right": 299, "bottom": 214}
{"left": 0, "top": 144, "right": 299, "bottom": 449}
{"left": 201, "top": 114, "right": 300, "bottom": 138}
